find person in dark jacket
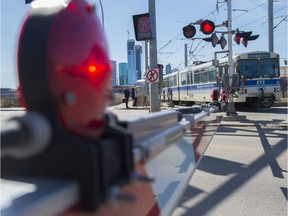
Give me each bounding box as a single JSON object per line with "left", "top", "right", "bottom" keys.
{"left": 124, "top": 88, "right": 130, "bottom": 108}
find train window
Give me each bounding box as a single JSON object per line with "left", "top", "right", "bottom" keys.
{"left": 171, "top": 75, "right": 177, "bottom": 87}
{"left": 180, "top": 73, "right": 187, "bottom": 85}
{"left": 163, "top": 78, "right": 168, "bottom": 87}
{"left": 194, "top": 70, "right": 200, "bottom": 83}
{"left": 200, "top": 71, "right": 208, "bottom": 83}
{"left": 237, "top": 59, "right": 260, "bottom": 78}
{"left": 260, "top": 59, "right": 279, "bottom": 78}
{"left": 208, "top": 68, "right": 217, "bottom": 82}
{"left": 168, "top": 77, "right": 172, "bottom": 87}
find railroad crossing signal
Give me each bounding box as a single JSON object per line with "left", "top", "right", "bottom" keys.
{"left": 182, "top": 24, "right": 196, "bottom": 39}
{"left": 234, "top": 29, "right": 259, "bottom": 47}
{"left": 202, "top": 33, "right": 227, "bottom": 49}
{"left": 219, "top": 34, "right": 227, "bottom": 49}
{"left": 202, "top": 33, "right": 219, "bottom": 47}
{"left": 200, "top": 20, "right": 215, "bottom": 35}
{"left": 182, "top": 19, "right": 215, "bottom": 39}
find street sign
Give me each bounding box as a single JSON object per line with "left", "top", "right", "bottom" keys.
{"left": 146, "top": 69, "right": 159, "bottom": 83}
{"left": 132, "top": 13, "right": 153, "bottom": 41}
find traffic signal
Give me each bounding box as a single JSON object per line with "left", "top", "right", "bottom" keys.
{"left": 157, "top": 64, "right": 164, "bottom": 69}
{"left": 183, "top": 24, "right": 196, "bottom": 39}
{"left": 218, "top": 34, "right": 227, "bottom": 49}
{"left": 25, "top": 0, "right": 33, "bottom": 3}
{"left": 241, "top": 34, "right": 259, "bottom": 47}
{"left": 202, "top": 33, "right": 219, "bottom": 47}
{"left": 182, "top": 19, "right": 215, "bottom": 39}
{"left": 200, "top": 20, "right": 215, "bottom": 35}
{"left": 234, "top": 30, "right": 259, "bottom": 47}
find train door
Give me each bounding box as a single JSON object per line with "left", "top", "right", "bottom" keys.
{"left": 187, "top": 71, "right": 193, "bottom": 95}
{"left": 180, "top": 72, "right": 189, "bottom": 102}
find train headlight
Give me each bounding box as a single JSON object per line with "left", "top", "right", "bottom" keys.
{"left": 274, "top": 87, "right": 280, "bottom": 92}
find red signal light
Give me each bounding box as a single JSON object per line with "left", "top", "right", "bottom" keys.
{"left": 234, "top": 35, "right": 241, "bottom": 45}
{"left": 200, "top": 20, "right": 215, "bottom": 35}
{"left": 88, "top": 65, "right": 96, "bottom": 73}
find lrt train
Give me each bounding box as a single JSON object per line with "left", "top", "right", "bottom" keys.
{"left": 162, "top": 51, "right": 281, "bottom": 108}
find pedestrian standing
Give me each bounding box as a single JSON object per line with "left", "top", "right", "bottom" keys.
{"left": 124, "top": 88, "right": 130, "bottom": 108}
{"left": 131, "top": 88, "right": 138, "bottom": 107}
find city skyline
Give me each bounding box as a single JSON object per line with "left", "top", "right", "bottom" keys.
{"left": 1, "top": 0, "right": 287, "bottom": 88}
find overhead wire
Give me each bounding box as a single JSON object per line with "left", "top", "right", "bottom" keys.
{"left": 158, "top": 1, "right": 287, "bottom": 68}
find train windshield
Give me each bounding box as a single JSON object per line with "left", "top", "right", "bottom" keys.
{"left": 259, "top": 59, "right": 279, "bottom": 78}
{"left": 237, "top": 58, "right": 279, "bottom": 78}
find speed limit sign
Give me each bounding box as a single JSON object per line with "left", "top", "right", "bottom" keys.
{"left": 146, "top": 69, "right": 159, "bottom": 83}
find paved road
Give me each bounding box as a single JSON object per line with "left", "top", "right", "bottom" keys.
{"left": 171, "top": 107, "right": 287, "bottom": 216}
{"left": 1, "top": 105, "right": 287, "bottom": 216}
{"left": 106, "top": 104, "right": 287, "bottom": 216}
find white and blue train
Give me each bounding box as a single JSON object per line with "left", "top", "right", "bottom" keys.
{"left": 162, "top": 51, "right": 281, "bottom": 108}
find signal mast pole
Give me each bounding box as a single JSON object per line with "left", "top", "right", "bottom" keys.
{"left": 225, "top": 0, "right": 238, "bottom": 116}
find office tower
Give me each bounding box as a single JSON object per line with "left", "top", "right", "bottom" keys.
{"left": 165, "top": 63, "right": 172, "bottom": 75}
{"left": 135, "top": 45, "right": 142, "bottom": 80}
{"left": 127, "top": 39, "right": 136, "bottom": 85}
{"left": 119, "top": 62, "right": 128, "bottom": 86}
{"left": 111, "top": 60, "right": 117, "bottom": 86}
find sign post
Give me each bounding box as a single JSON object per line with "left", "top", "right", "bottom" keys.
{"left": 146, "top": 69, "right": 159, "bottom": 83}
{"left": 148, "top": 0, "right": 160, "bottom": 112}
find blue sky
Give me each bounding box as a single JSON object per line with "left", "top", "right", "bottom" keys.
{"left": 1, "top": 0, "right": 287, "bottom": 88}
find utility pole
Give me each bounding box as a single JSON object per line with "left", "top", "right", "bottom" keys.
{"left": 268, "top": 0, "right": 274, "bottom": 52}
{"left": 148, "top": 0, "right": 160, "bottom": 112}
{"left": 225, "top": 0, "right": 238, "bottom": 116}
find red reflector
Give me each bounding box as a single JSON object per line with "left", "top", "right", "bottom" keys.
{"left": 67, "top": 2, "right": 76, "bottom": 11}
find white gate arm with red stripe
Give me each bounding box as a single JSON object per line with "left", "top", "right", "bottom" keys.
{"left": 1, "top": 106, "right": 219, "bottom": 216}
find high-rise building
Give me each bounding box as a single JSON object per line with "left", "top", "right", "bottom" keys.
{"left": 135, "top": 45, "right": 142, "bottom": 80}
{"left": 111, "top": 60, "right": 117, "bottom": 86}
{"left": 165, "top": 63, "right": 172, "bottom": 74}
{"left": 119, "top": 62, "right": 128, "bottom": 86}
{"left": 127, "top": 39, "right": 136, "bottom": 85}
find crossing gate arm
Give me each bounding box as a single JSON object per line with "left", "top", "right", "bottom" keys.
{"left": 1, "top": 107, "right": 220, "bottom": 216}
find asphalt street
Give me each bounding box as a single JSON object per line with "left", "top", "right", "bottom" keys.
{"left": 170, "top": 107, "right": 287, "bottom": 216}
{"left": 1, "top": 105, "right": 287, "bottom": 216}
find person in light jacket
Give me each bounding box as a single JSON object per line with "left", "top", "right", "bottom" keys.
{"left": 131, "top": 88, "right": 138, "bottom": 107}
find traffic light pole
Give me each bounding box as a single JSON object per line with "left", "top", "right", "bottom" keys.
{"left": 225, "top": 0, "right": 238, "bottom": 116}
{"left": 149, "top": 0, "right": 160, "bottom": 112}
